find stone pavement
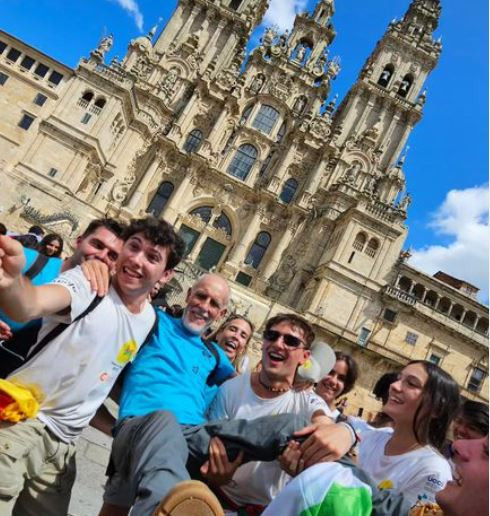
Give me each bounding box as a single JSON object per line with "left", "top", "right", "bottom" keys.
{"left": 68, "top": 425, "right": 112, "bottom": 516}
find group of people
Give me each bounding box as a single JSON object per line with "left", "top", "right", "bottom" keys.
{"left": 0, "top": 215, "right": 487, "bottom": 516}
{"left": 0, "top": 222, "right": 64, "bottom": 257}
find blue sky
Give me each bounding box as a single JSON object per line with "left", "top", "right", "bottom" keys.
{"left": 2, "top": 0, "right": 489, "bottom": 298}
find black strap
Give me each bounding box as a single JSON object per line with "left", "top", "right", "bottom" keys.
{"left": 26, "top": 295, "right": 104, "bottom": 359}
{"left": 24, "top": 253, "right": 49, "bottom": 280}
{"left": 203, "top": 340, "right": 221, "bottom": 387}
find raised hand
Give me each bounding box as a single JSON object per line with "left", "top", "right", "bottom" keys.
{"left": 0, "top": 236, "right": 26, "bottom": 289}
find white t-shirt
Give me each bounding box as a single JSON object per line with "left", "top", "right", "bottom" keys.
{"left": 359, "top": 428, "right": 452, "bottom": 506}
{"left": 208, "top": 372, "right": 332, "bottom": 507}
{"left": 8, "top": 266, "right": 155, "bottom": 442}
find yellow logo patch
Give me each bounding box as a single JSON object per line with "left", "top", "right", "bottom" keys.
{"left": 378, "top": 479, "right": 394, "bottom": 490}
{"left": 116, "top": 340, "right": 138, "bottom": 365}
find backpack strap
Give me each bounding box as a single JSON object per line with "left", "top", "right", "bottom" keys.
{"left": 26, "top": 295, "right": 103, "bottom": 359}
{"left": 141, "top": 306, "right": 159, "bottom": 349}
{"left": 24, "top": 253, "right": 49, "bottom": 280}
{"left": 203, "top": 340, "right": 221, "bottom": 387}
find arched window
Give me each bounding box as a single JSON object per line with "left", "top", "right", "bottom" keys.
{"left": 378, "top": 64, "right": 394, "bottom": 87}
{"left": 146, "top": 181, "right": 174, "bottom": 217}
{"left": 280, "top": 178, "right": 298, "bottom": 204}
{"left": 365, "top": 237, "right": 379, "bottom": 257}
{"left": 398, "top": 74, "right": 413, "bottom": 97}
{"left": 228, "top": 144, "right": 258, "bottom": 180}
{"left": 94, "top": 97, "right": 106, "bottom": 109}
{"left": 252, "top": 105, "right": 280, "bottom": 134}
{"left": 213, "top": 212, "right": 232, "bottom": 236}
{"left": 81, "top": 91, "right": 94, "bottom": 102}
{"left": 183, "top": 129, "right": 203, "bottom": 153}
{"left": 245, "top": 232, "right": 271, "bottom": 269}
{"left": 352, "top": 232, "right": 367, "bottom": 251}
{"left": 190, "top": 206, "right": 212, "bottom": 223}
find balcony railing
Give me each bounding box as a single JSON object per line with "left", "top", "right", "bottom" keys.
{"left": 383, "top": 285, "right": 417, "bottom": 306}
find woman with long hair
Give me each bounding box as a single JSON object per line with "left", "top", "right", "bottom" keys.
{"left": 315, "top": 351, "right": 359, "bottom": 418}
{"left": 38, "top": 233, "right": 64, "bottom": 257}
{"left": 206, "top": 314, "right": 254, "bottom": 374}
{"left": 274, "top": 360, "right": 460, "bottom": 510}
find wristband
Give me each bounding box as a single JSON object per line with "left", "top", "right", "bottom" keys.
{"left": 338, "top": 421, "right": 359, "bottom": 448}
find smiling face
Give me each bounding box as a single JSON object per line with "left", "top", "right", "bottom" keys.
{"left": 182, "top": 275, "right": 229, "bottom": 335}
{"left": 114, "top": 233, "right": 173, "bottom": 299}
{"left": 436, "top": 436, "right": 489, "bottom": 516}
{"left": 45, "top": 238, "right": 62, "bottom": 256}
{"left": 316, "top": 359, "right": 349, "bottom": 408}
{"left": 383, "top": 362, "right": 428, "bottom": 427}
{"left": 261, "top": 321, "right": 310, "bottom": 384}
{"left": 74, "top": 226, "right": 123, "bottom": 272}
{"left": 216, "top": 318, "right": 253, "bottom": 362}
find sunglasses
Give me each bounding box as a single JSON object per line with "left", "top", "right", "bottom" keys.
{"left": 263, "top": 329, "right": 305, "bottom": 349}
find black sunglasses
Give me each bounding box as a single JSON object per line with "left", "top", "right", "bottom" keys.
{"left": 263, "top": 329, "right": 305, "bottom": 349}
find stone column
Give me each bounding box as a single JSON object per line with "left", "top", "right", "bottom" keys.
{"left": 261, "top": 220, "right": 295, "bottom": 280}
{"left": 161, "top": 172, "right": 194, "bottom": 225}
{"left": 267, "top": 143, "right": 296, "bottom": 193}
{"left": 433, "top": 296, "right": 441, "bottom": 310}
{"left": 126, "top": 156, "right": 161, "bottom": 211}
{"left": 202, "top": 19, "right": 227, "bottom": 61}
{"left": 389, "top": 122, "right": 413, "bottom": 169}
{"left": 226, "top": 209, "right": 262, "bottom": 266}
{"left": 216, "top": 25, "right": 239, "bottom": 73}
{"left": 473, "top": 316, "right": 480, "bottom": 330}
{"left": 206, "top": 105, "right": 230, "bottom": 150}
{"left": 301, "top": 156, "right": 328, "bottom": 201}
{"left": 154, "top": 2, "right": 186, "bottom": 52}
{"left": 176, "top": 91, "right": 201, "bottom": 138}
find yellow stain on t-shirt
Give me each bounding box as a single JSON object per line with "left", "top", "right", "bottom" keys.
{"left": 378, "top": 479, "right": 394, "bottom": 490}
{"left": 116, "top": 340, "right": 138, "bottom": 365}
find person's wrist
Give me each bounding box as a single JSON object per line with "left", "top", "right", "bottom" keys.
{"left": 338, "top": 421, "right": 358, "bottom": 448}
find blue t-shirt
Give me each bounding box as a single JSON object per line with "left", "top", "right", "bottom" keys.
{"left": 119, "top": 310, "right": 235, "bottom": 425}
{"left": 0, "top": 248, "right": 63, "bottom": 333}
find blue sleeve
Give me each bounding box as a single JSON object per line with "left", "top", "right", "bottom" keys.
{"left": 22, "top": 247, "right": 39, "bottom": 273}
{"left": 212, "top": 345, "right": 236, "bottom": 385}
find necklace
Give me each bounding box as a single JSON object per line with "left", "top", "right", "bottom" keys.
{"left": 257, "top": 372, "right": 291, "bottom": 393}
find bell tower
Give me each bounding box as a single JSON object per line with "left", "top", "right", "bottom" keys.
{"left": 332, "top": 0, "right": 442, "bottom": 169}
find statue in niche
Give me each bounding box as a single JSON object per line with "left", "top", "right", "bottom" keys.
{"left": 267, "top": 255, "right": 297, "bottom": 298}
{"left": 343, "top": 163, "right": 360, "bottom": 184}
{"left": 364, "top": 176, "right": 378, "bottom": 195}
{"left": 111, "top": 174, "right": 136, "bottom": 204}
{"left": 250, "top": 74, "right": 264, "bottom": 94}
{"left": 96, "top": 34, "right": 113, "bottom": 58}
{"left": 160, "top": 67, "right": 179, "bottom": 98}
{"left": 278, "top": 30, "right": 289, "bottom": 52}
{"left": 399, "top": 193, "right": 411, "bottom": 211}
{"left": 313, "top": 51, "right": 328, "bottom": 75}
{"left": 293, "top": 96, "right": 307, "bottom": 114}
{"left": 295, "top": 45, "right": 306, "bottom": 63}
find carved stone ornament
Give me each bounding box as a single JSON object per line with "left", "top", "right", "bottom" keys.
{"left": 131, "top": 56, "right": 152, "bottom": 81}
{"left": 269, "top": 75, "right": 292, "bottom": 101}
{"left": 160, "top": 67, "right": 179, "bottom": 99}
{"left": 111, "top": 173, "right": 136, "bottom": 203}
{"left": 266, "top": 255, "right": 297, "bottom": 297}
{"left": 249, "top": 74, "right": 265, "bottom": 94}
{"left": 309, "top": 116, "right": 332, "bottom": 139}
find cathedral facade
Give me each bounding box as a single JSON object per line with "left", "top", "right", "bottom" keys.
{"left": 0, "top": 0, "right": 487, "bottom": 416}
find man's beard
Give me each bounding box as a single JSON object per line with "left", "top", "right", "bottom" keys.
{"left": 181, "top": 306, "right": 212, "bottom": 335}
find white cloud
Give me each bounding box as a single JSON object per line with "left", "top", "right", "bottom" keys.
{"left": 263, "top": 0, "right": 308, "bottom": 32}
{"left": 111, "top": 0, "right": 144, "bottom": 32}
{"left": 409, "top": 185, "right": 489, "bottom": 302}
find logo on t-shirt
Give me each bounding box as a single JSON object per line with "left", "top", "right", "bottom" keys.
{"left": 116, "top": 340, "right": 138, "bottom": 365}
{"left": 378, "top": 479, "right": 394, "bottom": 490}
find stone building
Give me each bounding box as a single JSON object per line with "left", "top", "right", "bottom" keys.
{"left": 0, "top": 0, "right": 487, "bottom": 417}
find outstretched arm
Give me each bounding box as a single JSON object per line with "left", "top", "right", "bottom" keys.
{"left": 0, "top": 235, "right": 71, "bottom": 322}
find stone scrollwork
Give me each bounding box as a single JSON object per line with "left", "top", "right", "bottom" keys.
{"left": 111, "top": 173, "right": 136, "bottom": 204}
{"left": 308, "top": 116, "right": 332, "bottom": 140}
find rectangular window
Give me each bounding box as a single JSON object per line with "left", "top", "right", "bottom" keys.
{"left": 357, "top": 327, "right": 371, "bottom": 347}
{"left": 20, "top": 55, "right": 35, "bottom": 70}
{"left": 468, "top": 367, "right": 485, "bottom": 393}
{"left": 34, "top": 63, "right": 49, "bottom": 78}
{"left": 6, "top": 47, "right": 21, "bottom": 62}
{"left": 383, "top": 308, "right": 398, "bottom": 323}
{"left": 428, "top": 353, "right": 441, "bottom": 365}
{"left": 48, "top": 168, "right": 58, "bottom": 177}
{"left": 196, "top": 238, "right": 226, "bottom": 271}
{"left": 0, "top": 72, "right": 8, "bottom": 86}
{"left": 0, "top": 41, "right": 7, "bottom": 54}
{"left": 48, "top": 71, "right": 63, "bottom": 86}
{"left": 405, "top": 332, "right": 418, "bottom": 345}
{"left": 236, "top": 272, "right": 252, "bottom": 287}
{"left": 81, "top": 113, "right": 92, "bottom": 124}
{"left": 18, "top": 113, "right": 35, "bottom": 130}
{"left": 33, "top": 93, "right": 47, "bottom": 106}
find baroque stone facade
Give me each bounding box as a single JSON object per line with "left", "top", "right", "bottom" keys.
{"left": 0, "top": 0, "right": 487, "bottom": 417}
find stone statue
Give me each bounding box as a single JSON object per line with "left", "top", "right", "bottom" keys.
{"left": 96, "top": 34, "right": 113, "bottom": 58}
{"left": 295, "top": 45, "right": 306, "bottom": 63}
{"left": 399, "top": 193, "right": 411, "bottom": 211}
{"left": 278, "top": 30, "right": 289, "bottom": 51}
{"left": 261, "top": 26, "right": 277, "bottom": 47}
{"left": 160, "top": 68, "right": 179, "bottom": 98}
{"left": 343, "top": 163, "right": 360, "bottom": 184}
{"left": 267, "top": 255, "right": 297, "bottom": 297}
{"left": 293, "top": 96, "right": 307, "bottom": 114}
{"left": 250, "top": 74, "right": 264, "bottom": 94}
